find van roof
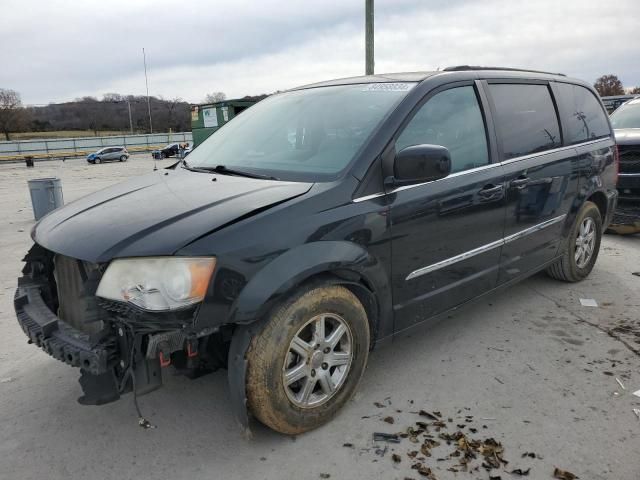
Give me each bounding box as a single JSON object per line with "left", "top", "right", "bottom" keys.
{"left": 294, "top": 66, "right": 573, "bottom": 90}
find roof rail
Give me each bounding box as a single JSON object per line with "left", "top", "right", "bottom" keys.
{"left": 443, "top": 65, "right": 566, "bottom": 77}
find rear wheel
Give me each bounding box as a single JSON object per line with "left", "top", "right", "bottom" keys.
{"left": 246, "top": 284, "right": 370, "bottom": 435}
{"left": 546, "top": 201, "right": 602, "bottom": 282}
{"left": 119, "top": 155, "right": 127, "bottom": 162}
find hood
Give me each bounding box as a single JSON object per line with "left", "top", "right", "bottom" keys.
{"left": 34, "top": 169, "right": 312, "bottom": 263}
{"left": 614, "top": 128, "right": 640, "bottom": 146}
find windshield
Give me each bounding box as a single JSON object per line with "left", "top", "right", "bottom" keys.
{"left": 186, "top": 83, "right": 415, "bottom": 181}
{"left": 610, "top": 100, "right": 640, "bottom": 129}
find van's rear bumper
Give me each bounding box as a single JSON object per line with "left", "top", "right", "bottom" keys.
{"left": 14, "top": 281, "right": 110, "bottom": 376}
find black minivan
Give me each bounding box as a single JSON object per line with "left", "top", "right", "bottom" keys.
{"left": 15, "top": 67, "right": 618, "bottom": 434}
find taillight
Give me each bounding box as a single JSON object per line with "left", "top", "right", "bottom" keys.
{"left": 614, "top": 145, "right": 619, "bottom": 185}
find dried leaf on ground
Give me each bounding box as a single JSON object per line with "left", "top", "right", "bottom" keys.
{"left": 419, "top": 410, "right": 440, "bottom": 421}
{"left": 553, "top": 467, "right": 579, "bottom": 479}
{"left": 392, "top": 454, "right": 402, "bottom": 464}
{"left": 383, "top": 416, "right": 395, "bottom": 424}
{"left": 411, "top": 463, "right": 436, "bottom": 478}
{"left": 510, "top": 468, "right": 530, "bottom": 475}
{"left": 374, "top": 401, "right": 385, "bottom": 408}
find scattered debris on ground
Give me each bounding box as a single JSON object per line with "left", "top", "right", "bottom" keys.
{"left": 553, "top": 467, "right": 579, "bottom": 479}
{"left": 365, "top": 404, "right": 550, "bottom": 479}
{"left": 579, "top": 298, "right": 598, "bottom": 307}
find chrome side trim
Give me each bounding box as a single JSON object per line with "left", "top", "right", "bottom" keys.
{"left": 618, "top": 173, "right": 640, "bottom": 177}
{"left": 405, "top": 214, "right": 567, "bottom": 281}
{"left": 503, "top": 214, "right": 566, "bottom": 244}
{"left": 405, "top": 239, "right": 504, "bottom": 280}
{"left": 352, "top": 192, "right": 386, "bottom": 203}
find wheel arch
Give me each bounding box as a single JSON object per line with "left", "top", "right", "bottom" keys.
{"left": 586, "top": 190, "right": 607, "bottom": 221}
{"left": 228, "top": 241, "right": 391, "bottom": 347}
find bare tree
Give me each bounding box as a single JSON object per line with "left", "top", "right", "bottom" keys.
{"left": 165, "top": 97, "right": 184, "bottom": 131}
{"left": 0, "top": 89, "right": 26, "bottom": 140}
{"left": 203, "top": 92, "right": 226, "bottom": 103}
{"left": 631, "top": 86, "right": 640, "bottom": 94}
{"left": 594, "top": 75, "right": 624, "bottom": 96}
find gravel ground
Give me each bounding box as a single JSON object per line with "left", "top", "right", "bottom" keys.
{"left": 0, "top": 156, "right": 639, "bottom": 480}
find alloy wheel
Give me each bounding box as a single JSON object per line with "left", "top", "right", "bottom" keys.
{"left": 575, "top": 217, "right": 596, "bottom": 269}
{"left": 282, "top": 313, "right": 353, "bottom": 408}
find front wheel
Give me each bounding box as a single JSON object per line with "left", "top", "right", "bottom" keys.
{"left": 94, "top": 157, "right": 101, "bottom": 164}
{"left": 246, "top": 284, "right": 370, "bottom": 435}
{"left": 546, "top": 201, "right": 602, "bottom": 282}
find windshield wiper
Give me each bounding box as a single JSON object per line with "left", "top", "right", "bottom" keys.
{"left": 207, "top": 164, "right": 278, "bottom": 180}
{"left": 181, "top": 161, "right": 278, "bottom": 180}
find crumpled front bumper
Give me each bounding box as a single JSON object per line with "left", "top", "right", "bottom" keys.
{"left": 14, "top": 280, "right": 111, "bottom": 376}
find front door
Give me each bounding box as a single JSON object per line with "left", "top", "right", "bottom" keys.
{"left": 389, "top": 84, "right": 506, "bottom": 333}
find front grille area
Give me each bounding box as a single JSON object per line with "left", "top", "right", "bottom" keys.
{"left": 53, "top": 255, "right": 107, "bottom": 335}
{"left": 619, "top": 146, "right": 640, "bottom": 173}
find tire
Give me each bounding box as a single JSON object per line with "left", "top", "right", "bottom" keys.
{"left": 546, "top": 201, "right": 602, "bottom": 282}
{"left": 119, "top": 155, "right": 127, "bottom": 162}
{"left": 94, "top": 157, "right": 101, "bottom": 164}
{"left": 246, "top": 284, "right": 370, "bottom": 435}
{"left": 160, "top": 152, "right": 166, "bottom": 159}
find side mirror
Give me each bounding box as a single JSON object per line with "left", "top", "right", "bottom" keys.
{"left": 390, "top": 144, "right": 452, "bottom": 187}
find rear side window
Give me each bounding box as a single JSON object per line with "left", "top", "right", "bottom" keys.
{"left": 396, "top": 86, "right": 489, "bottom": 173}
{"left": 554, "top": 83, "right": 611, "bottom": 143}
{"left": 489, "top": 84, "right": 561, "bottom": 159}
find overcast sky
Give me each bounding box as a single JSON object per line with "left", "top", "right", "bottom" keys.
{"left": 2, "top": 0, "right": 639, "bottom": 105}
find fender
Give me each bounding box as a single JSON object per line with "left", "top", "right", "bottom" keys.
{"left": 226, "top": 240, "right": 392, "bottom": 435}
{"left": 228, "top": 240, "right": 392, "bottom": 330}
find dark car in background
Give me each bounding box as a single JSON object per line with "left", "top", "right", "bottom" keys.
{"left": 609, "top": 97, "right": 640, "bottom": 233}
{"left": 152, "top": 143, "right": 190, "bottom": 159}
{"left": 86, "top": 146, "right": 129, "bottom": 164}
{"left": 15, "top": 67, "right": 617, "bottom": 435}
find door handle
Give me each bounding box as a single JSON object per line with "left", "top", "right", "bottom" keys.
{"left": 478, "top": 184, "right": 503, "bottom": 196}
{"left": 510, "top": 176, "right": 529, "bottom": 188}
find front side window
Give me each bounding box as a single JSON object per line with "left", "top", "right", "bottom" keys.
{"left": 610, "top": 99, "right": 640, "bottom": 129}
{"left": 186, "top": 83, "right": 415, "bottom": 182}
{"left": 555, "top": 83, "right": 611, "bottom": 142}
{"left": 489, "top": 84, "right": 561, "bottom": 159}
{"left": 396, "top": 86, "right": 489, "bottom": 173}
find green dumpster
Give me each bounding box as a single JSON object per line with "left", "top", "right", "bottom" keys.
{"left": 190, "top": 98, "right": 261, "bottom": 148}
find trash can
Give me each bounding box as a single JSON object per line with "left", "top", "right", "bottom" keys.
{"left": 28, "top": 177, "right": 64, "bottom": 220}
{"left": 25, "top": 156, "right": 34, "bottom": 168}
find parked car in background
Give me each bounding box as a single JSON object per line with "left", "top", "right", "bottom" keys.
{"left": 152, "top": 143, "right": 181, "bottom": 159}
{"left": 602, "top": 94, "right": 639, "bottom": 114}
{"left": 16, "top": 67, "right": 617, "bottom": 435}
{"left": 86, "top": 147, "right": 129, "bottom": 164}
{"left": 609, "top": 97, "right": 640, "bottom": 233}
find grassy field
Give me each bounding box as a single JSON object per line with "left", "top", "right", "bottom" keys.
{"left": 9, "top": 130, "right": 138, "bottom": 140}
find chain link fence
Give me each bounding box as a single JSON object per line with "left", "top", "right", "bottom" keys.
{"left": 0, "top": 132, "right": 193, "bottom": 162}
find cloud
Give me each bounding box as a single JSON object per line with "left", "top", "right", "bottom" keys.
{"left": 2, "top": 0, "right": 638, "bottom": 104}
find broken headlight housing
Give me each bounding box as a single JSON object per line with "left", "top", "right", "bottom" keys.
{"left": 96, "top": 257, "right": 216, "bottom": 311}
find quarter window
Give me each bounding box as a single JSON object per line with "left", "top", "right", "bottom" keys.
{"left": 554, "top": 83, "right": 611, "bottom": 143}
{"left": 489, "top": 84, "right": 561, "bottom": 159}
{"left": 396, "top": 86, "right": 489, "bottom": 173}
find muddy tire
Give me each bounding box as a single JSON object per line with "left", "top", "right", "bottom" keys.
{"left": 546, "top": 201, "right": 602, "bottom": 282}
{"left": 246, "top": 284, "right": 370, "bottom": 435}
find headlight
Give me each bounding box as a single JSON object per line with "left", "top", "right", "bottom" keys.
{"left": 96, "top": 257, "right": 216, "bottom": 311}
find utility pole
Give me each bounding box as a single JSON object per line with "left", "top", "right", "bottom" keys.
{"left": 126, "top": 98, "right": 133, "bottom": 135}
{"left": 142, "top": 47, "right": 153, "bottom": 134}
{"left": 365, "top": 0, "right": 374, "bottom": 75}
